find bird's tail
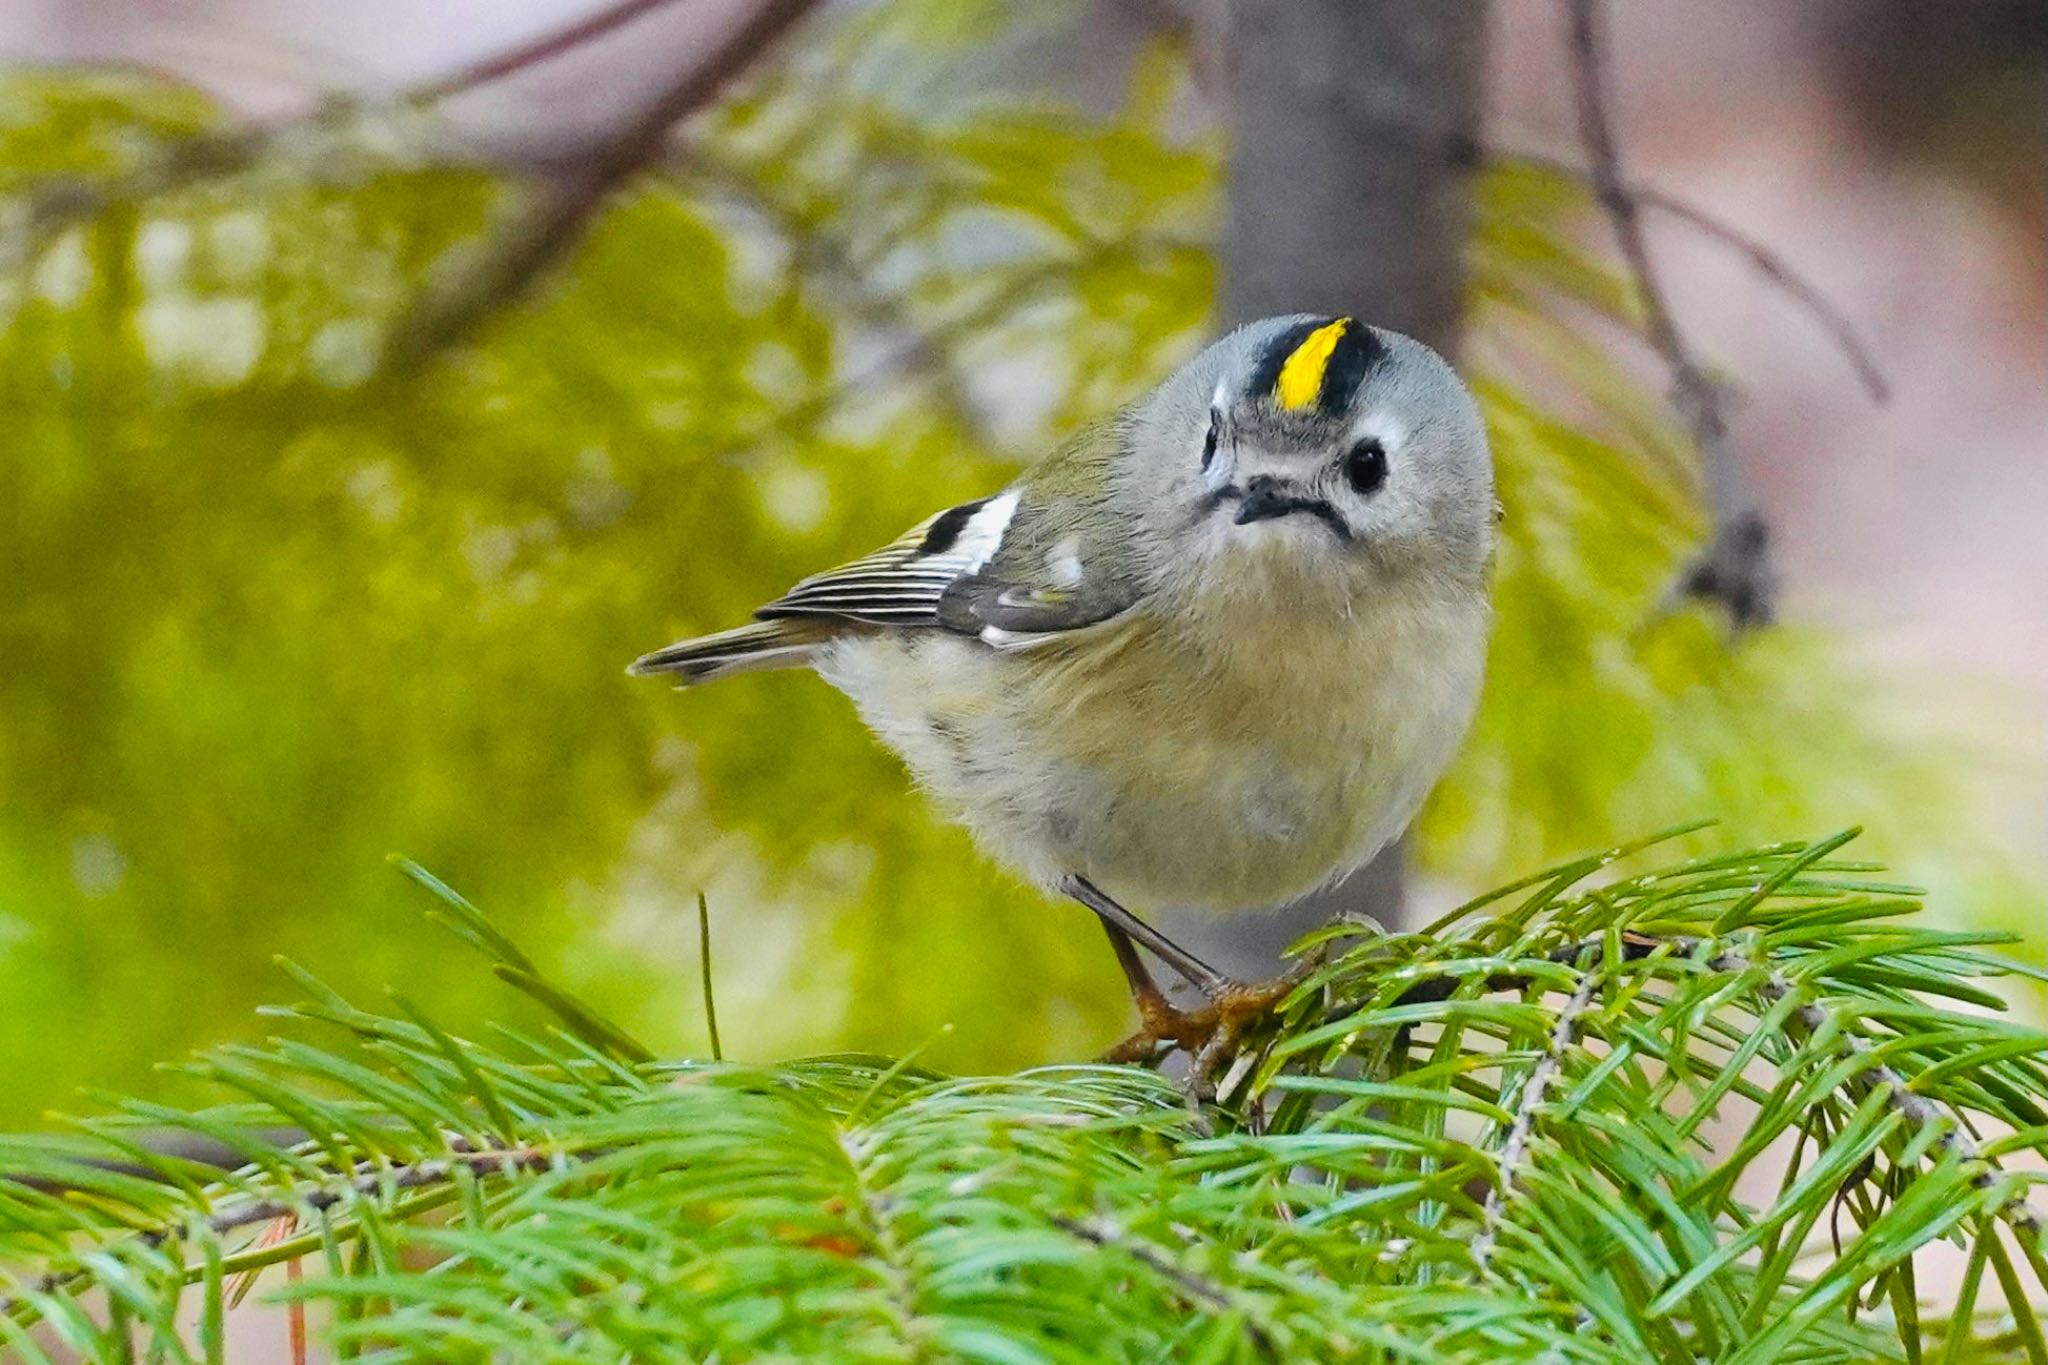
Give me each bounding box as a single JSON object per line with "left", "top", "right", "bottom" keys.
{"left": 628, "top": 619, "right": 836, "bottom": 685}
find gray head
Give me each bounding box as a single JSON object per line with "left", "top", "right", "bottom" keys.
{"left": 1122, "top": 314, "right": 1495, "bottom": 594}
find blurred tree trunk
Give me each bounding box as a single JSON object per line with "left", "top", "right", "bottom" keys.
{"left": 1220, "top": 1, "right": 1488, "bottom": 346}
{"left": 1165, "top": 0, "right": 1489, "bottom": 969}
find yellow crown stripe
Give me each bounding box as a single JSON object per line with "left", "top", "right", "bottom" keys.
{"left": 1272, "top": 317, "right": 1351, "bottom": 411}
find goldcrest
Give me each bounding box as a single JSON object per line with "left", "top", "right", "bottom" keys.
{"left": 633, "top": 315, "right": 1495, "bottom": 1058}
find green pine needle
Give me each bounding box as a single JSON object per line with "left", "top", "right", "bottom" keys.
{"left": 3, "top": 832, "right": 2046, "bottom": 1362}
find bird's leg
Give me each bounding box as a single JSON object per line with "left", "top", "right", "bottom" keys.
{"left": 1064, "top": 875, "right": 1228, "bottom": 994}
{"left": 1094, "top": 920, "right": 1205, "bottom": 1066}
{"left": 1063, "top": 875, "right": 1322, "bottom": 1091}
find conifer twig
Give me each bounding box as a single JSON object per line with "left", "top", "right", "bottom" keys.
{"left": 1370, "top": 922, "right": 2048, "bottom": 1261}
{"left": 1561, "top": 0, "right": 1778, "bottom": 630}
{"left": 7, "top": 1145, "right": 557, "bottom": 1316}
{"left": 1471, "top": 966, "right": 1603, "bottom": 1270}
{"left": 1748, "top": 963, "right": 2048, "bottom": 1241}
{"left": 1049, "top": 1214, "right": 1277, "bottom": 1357}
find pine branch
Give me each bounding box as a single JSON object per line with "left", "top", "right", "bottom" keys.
{"left": 5, "top": 1144, "right": 558, "bottom": 1318}
{"left": 5, "top": 833, "right": 2045, "bottom": 1362}
{"left": 1562, "top": 0, "right": 1779, "bottom": 630}
{"left": 1472, "top": 963, "right": 1604, "bottom": 1271}
{"left": 1048, "top": 1213, "right": 1279, "bottom": 1357}
{"left": 1749, "top": 958, "right": 2048, "bottom": 1242}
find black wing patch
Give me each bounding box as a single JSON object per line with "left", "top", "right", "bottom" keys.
{"left": 753, "top": 486, "right": 1139, "bottom": 648}
{"left": 754, "top": 492, "right": 1019, "bottom": 628}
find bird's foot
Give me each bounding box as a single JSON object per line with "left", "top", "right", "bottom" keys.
{"left": 1100, "top": 949, "right": 1324, "bottom": 1099}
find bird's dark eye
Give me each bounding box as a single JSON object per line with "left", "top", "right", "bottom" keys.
{"left": 1200, "top": 413, "right": 1220, "bottom": 471}
{"left": 1344, "top": 438, "right": 1388, "bottom": 496}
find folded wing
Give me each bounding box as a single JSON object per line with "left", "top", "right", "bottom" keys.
{"left": 633, "top": 425, "right": 1144, "bottom": 682}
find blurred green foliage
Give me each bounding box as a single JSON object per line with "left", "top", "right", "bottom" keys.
{"left": 0, "top": 8, "right": 2034, "bottom": 1123}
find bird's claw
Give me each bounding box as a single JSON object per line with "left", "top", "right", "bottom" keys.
{"left": 1101, "top": 948, "right": 1325, "bottom": 1100}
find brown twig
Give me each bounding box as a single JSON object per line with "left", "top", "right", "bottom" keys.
{"left": 409, "top": 0, "right": 693, "bottom": 103}
{"left": 385, "top": 0, "right": 823, "bottom": 365}
{"left": 1607, "top": 184, "right": 1887, "bottom": 403}
{"left": 1561, "top": 0, "right": 1778, "bottom": 630}
{"left": 5, "top": 0, "right": 692, "bottom": 267}
{"left": 1469, "top": 139, "right": 1889, "bottom": 404}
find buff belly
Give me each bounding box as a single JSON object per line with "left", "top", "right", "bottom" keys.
{"left": 815, "top": 590, "right": 1488, "bottom": 911}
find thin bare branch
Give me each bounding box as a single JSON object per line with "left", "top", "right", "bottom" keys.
{"left": 1475, "top": 140, "right": 1890, "bottom": 403}
{"left": 1562, "top": 0, "right": 1778, "bottom": 630}
{"left": 386, "top": 0, "right": 823, "bottom": 365}
{"left": 410, "top": 0, "right": 692, "bottom": 103}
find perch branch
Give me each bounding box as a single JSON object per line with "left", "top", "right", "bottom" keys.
{"left": 1562, "top": 0, "right": 1777, "bottom": 629}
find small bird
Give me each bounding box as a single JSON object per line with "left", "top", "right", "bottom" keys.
{"left": 632, "top": 315, "right": 1495, "bottom": 1074}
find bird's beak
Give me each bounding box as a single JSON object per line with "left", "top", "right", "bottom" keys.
{"left": 1233, "top": 478, "right": 1296, "bottom": 525}
{"left": 1221, "top": 476, "right": 1353, "bottom": 541}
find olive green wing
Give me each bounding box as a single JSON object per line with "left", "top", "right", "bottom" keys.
{"left": 755, "top": 423, "right": 1144, "bottom": 648}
